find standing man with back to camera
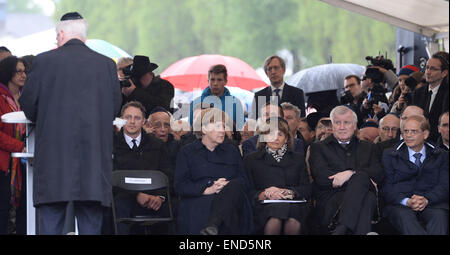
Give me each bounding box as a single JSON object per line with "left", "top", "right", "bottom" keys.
{"left": 19, "top": 12, "right": 122, "bottom": 235}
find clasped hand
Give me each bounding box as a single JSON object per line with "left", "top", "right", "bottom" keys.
{"left": 203, "top": 178, "right": 229, "bottom": 195}
{"left": 328, "top": 170, "right": 355, "bottom": 188}
{"left": 136, "top": 192, "right": 163, "bottom": 211}
{"left": 406, "top": 195, "right": 428, "bottom": 211}
{"left": 259, "top": 186, "right": 293, "bottom": 200}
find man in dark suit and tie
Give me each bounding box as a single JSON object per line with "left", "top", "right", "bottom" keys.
{"left": 251, "top": 55, "right": 305, "bottom": 120}
{"left": 412, "top": 53, "right": 449, "bottom": 142}
{"left": 380, "top": 115, "right": 448, "bottom": 235}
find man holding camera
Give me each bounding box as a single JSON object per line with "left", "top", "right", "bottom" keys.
{"left": 360, "top": 67, "right": 389, "bottom": 123}
{"left": 341, "top": 75, "right": 367, "bottom": 128}
{"left": 121, "top": 55, "right": 175, "bottom": 117}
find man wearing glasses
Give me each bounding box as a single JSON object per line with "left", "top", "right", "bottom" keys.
{"left": 380, "top": 115, "right": 449, "bottom": 235}
{"left": 376, "top": 113, "right": 400, "bottom": 143}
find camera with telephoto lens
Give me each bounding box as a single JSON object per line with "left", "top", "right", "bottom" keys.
{"left": 366, "top": 85, "right": 386, "bottom": 109}
{"left": 365, "top": 55, "right": 395, "bottom": 72}
{"left": 119, "top": 64, "right": 133, "bottom": 88}
{"left": 340, "top": 90, "right": 354, "bottom": 105}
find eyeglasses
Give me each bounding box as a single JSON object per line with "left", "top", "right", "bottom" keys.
{"left": 381, "top": 127, "right": 398, "bottom": 133}
{"left": 402, "top": 129, "right": 422, "bottom": 135}
{"left": 14, "top": 70, "right": 26, "bottom": 75}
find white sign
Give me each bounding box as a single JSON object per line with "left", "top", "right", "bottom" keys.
{"left": 125, "top": 177, "right": 152, "bottom": 184}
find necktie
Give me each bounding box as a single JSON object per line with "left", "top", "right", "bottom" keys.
{"left": 340, "top": 143, "right": 348, "bottom": 150}
{"left": 132, "top": 139, "right": 138, "bottom": 151}
{"left": 413, "top": 153, "right": 422, "bottom": 168}
{"left": 424, "top": 90, "right": 433, "bottom": 113}
{"left": 274, "top": 88, "right": 281, "bottom": 103}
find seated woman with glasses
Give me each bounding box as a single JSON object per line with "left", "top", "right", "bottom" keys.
{"left": 174, "top": 108, "right": 253, "bottom": 235}
{"left": 244, "top": 117, "right": 312, "bottom": 235}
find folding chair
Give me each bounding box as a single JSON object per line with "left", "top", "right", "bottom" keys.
{"left": 111, "top": 170, "right": 174, "bottom": 235}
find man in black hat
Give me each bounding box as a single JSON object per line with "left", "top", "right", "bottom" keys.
{"left": 19, "top": 12, "right": 122, "bottom": 235}
{"left": 121, "top": 55, "right": 174, "bottom": 117}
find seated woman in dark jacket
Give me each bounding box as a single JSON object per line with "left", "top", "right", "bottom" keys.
{"left": 244, "top": 117, "right": 312, "bottom": 235}
{"left": 174, "top": 108, "right": 252, "bottom": 235}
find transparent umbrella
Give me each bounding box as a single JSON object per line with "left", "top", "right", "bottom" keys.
{"left": 287, "top": 63, "right": 365, "bottom": 96}
{"left": 85, "top": 39, "right": 132, "bottom": 61}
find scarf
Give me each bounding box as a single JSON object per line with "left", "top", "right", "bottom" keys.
{"left": 1, "top": 92, "right": 24, "bottom": 208}
{"left": 265, "top": 143, "right": 288, "bottom": 162}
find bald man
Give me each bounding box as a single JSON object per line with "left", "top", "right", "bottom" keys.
{"left": 358, "top": 125, "right": 380, "bottom": 143}
{"left": 400, "top": 105, "right": 425, "bottom": 126}
{"left": 376, "top": 106, "right": 426, "bottom": 162}
{"left": 378, "top": 114, "right": 400, "bottom": 143}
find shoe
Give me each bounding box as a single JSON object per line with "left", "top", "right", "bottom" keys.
{"left": 331, "top": 224, "right": 348, "bottom": 235}
{"left": 200, "top": 225, "right": 218, "bottom": 235}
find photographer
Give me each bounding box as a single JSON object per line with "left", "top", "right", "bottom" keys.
{"left": 365, "top": 55, "right": 398, "bottom": 90}
{"left": 340, "top": 75, "right": 367, "bottom": 128}
{"left": 120, "top": 55, "right": 174, "bottom": 117}
{"left": 360, "top": 67, "right": 389, "bottom": 122}
{"left": 390, "top": 69, "right": 424, "bottom": 115}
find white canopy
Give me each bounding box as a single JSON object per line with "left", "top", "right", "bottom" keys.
{"left": 320, "top": 0, "right": 449, "bottom": 39}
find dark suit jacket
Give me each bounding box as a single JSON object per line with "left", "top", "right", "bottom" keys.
{"left": 113, "top": 130, "right": 173, "bottom": 197}
{"left": 380, "top": 141, "right": 449, "bottom": 215}
{"left": 309, "top": 135, "right": 384, "bottom": 199}
{"left": 412, "top": 81, "right": 449, "bottom": 142}
{"left": 252, "top": 83, "right": 305, "bottom": 119}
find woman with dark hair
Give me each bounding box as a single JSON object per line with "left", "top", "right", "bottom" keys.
{"left": 0, "top": 56, "right": 27, "bottom": 234}
{"left": 174, "top": 108, "right": 253, "bottom": 235}
{"left": 244, "top": 117, "right": 312, "bottom": 235}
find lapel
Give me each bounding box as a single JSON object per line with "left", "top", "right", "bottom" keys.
{"left": 280, "top": 83, "right": 290, "bottom": 103}
{"left": 430, "top": 82, "right": 448, "bottom": 113}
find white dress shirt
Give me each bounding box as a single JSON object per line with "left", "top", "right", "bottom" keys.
{"left": 124, "top": 133, "right": 141, "bottom": 149}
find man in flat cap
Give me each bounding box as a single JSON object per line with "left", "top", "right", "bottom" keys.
{"left": 19, "top": 12, "right": 122, "bottom": 235}
{"left": 121, "top": 55, "right": 175, "bottom": 117}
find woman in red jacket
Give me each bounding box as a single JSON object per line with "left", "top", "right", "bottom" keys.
{"left": 0, "top": 56, "right": 26, "bottom": 234}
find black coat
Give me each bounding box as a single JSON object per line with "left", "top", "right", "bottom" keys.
{"left": 309, "top": 135, "right": 384, "bottom": 224}
{"left": 113, "top": 130, "right": 173, "bottom": 184}
{"left": 412, "top": 81, "right": 449, "bottom": 142}
{"left": 252, "top": 83, "right": 305, "bottom": 119}
{"left": 19, "top": 39, "right": 122, "bottom": 207}
{"left": 242, "top": 134, "right": 304, "bottom": 158}
{"left": 124, "top": 75, "right": 174, "bottom": 117}
{"left": 244, "top": 149, "right": 312, "bottom": 231}
{"left": 380, "top": 142, "right": 449, "bottom": 216}
{"left": 174, "top": 140, "right": 252, "bottom": 235}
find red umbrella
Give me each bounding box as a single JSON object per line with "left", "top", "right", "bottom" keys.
{"left": 160, "top": 54, "right": 267, "bottom": 92}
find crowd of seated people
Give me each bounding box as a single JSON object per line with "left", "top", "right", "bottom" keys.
{"left": 1, "top": 44, "right": 448, "bottom": 235}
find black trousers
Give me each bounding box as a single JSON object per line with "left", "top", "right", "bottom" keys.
{"left": 387, "top": 205, "right": 448, "bottom": 235}
{"left": 207, "top": 179, "right": 246, "bottom": 234}
{"left": 325, "top": 171, "right": 377, "bottom": 235}
{"left": 0, "top": 170, "right": 26, "bottom": 235}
